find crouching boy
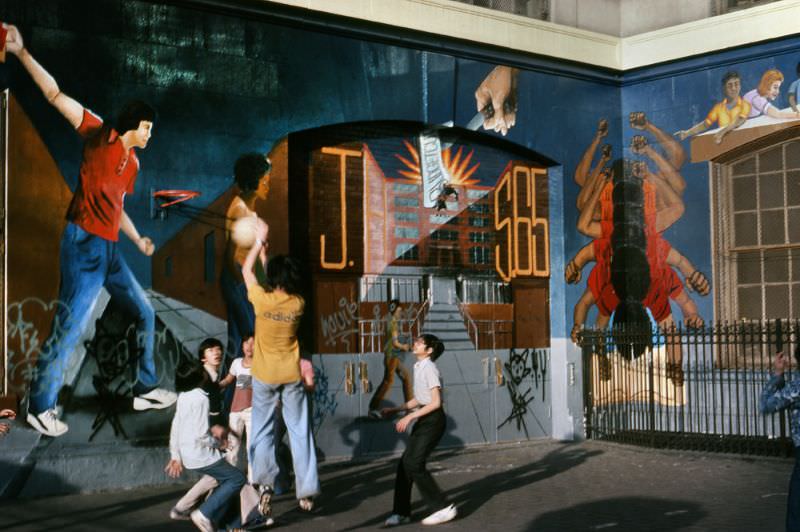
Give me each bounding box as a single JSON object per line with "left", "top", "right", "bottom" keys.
{"left": 165, "top": 363, "right": 245, "bottom": 532}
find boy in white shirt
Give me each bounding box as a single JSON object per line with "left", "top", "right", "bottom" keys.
{"left": 165, "top": 363, "right": 246, "bottom": 532}
{"left": 381, "top": 333, "right": 457, "bottom": 526}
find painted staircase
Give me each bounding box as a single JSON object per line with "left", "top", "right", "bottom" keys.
{"left": 422, "top": 302, "right": 475, "bottom": 351}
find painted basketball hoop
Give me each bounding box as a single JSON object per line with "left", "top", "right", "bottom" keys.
{"left": 151, "top": 189, "right": 200, "bottom": 219}
{"left": 153, "top": 189, "right": 200, "bottom": 208}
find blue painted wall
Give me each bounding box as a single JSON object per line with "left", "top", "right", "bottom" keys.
{"left": 0, "top": 0, "right": 619, "bottom": 291}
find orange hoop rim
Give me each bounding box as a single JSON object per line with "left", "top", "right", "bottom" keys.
{"left": 153, "top": 189, "right": 201, "bottom": 208}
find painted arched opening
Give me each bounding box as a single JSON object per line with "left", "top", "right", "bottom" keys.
{"left": 285, "top": 121, "right": 557, "bottom": 353}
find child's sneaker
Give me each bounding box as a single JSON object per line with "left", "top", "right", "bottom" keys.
{"left": 421, "top": 504, "right": 457, "bottom": 525}
{"left": 257, "top": 484, "right": 274, "bottom": 516}
{"left": 26, "top": 409, "right": 68, "bottom": 437}
{"left": 384, "top": 514, "right": 411, "bottom": 526}
{"left": 169, "top": 506, "right": 191, "bottom": 520}
{"left": 190, "top": 509, "right": 214, "bottom": 532}
{"left": 133, "top": 388, "right": 177, "bottom": 411}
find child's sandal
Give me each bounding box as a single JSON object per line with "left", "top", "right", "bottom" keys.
{"left": 299, "top": 497, "right": 314, "bottom": 512}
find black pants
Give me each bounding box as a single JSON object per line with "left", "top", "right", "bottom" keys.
{"left": 393, "top": 408, "right": 447, "bottom": 516}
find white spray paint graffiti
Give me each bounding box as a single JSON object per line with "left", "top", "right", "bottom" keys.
{"left": 319, "top": 297, "right": 360, "bottom": 351}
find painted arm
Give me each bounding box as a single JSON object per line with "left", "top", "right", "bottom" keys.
{"left": 565, "top": 242, "right": 596, "bottom": 284}
{"left": 4, "top": 24, "right": 83, "bottom": 129}
{"left": 576, "top": 162, "right": 609, "bottom": 212}
{"left": 671, "top": 289, "right": 703, "bottom": 329}
{"left": 674, "top": 120, "right": 708, "bottom": 141}
{"left": 574, "top": 120, "right": 607, "bottom": 187}
{"left": 242, "top": 218, "right": 269, "bottom": 289}
{"left": 646, "top": 170, "right": 684, "bottom": 233}
{"left": 713, "top": 115, "right": 746, "bottom": 144}
{"left": 790, "top": 94, "right": 798, "bottom": 114}
{"left": 577, "top": 173, "right": 608, "bottom": 239}
{"left": 218, "top": 373, "right": 235, "bottom": 388}
{"left": 642, "top": 145, "right": 685, "bottom": 195}
{"left": 764, "top": 105, "right": 800, "bottom": 120}
{"left": 571, "top": 288, "right": 597, "bottom": 344}
{"left": 120, "top": 210, "right": 154, "bottom": 256}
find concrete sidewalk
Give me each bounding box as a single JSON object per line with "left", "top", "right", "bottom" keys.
{"left": 0, "top": 440, "right": 792, "bottom": 531}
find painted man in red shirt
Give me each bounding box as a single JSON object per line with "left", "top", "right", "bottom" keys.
{"left": 4, "top": 24, "right": 176, "bottom": 437}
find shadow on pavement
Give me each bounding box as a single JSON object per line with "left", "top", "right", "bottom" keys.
{"left": 0, "top": 487, "right": 184, "bottom": 530}
{"left": 340, "top": 442, "right": 602, "bottom": 529}
{"left": 528, "top": 496, "right": 707, "bottom": 531}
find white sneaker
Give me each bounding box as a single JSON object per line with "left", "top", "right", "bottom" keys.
{"left": 384, "top": 514, "right": 411, "bottom": 526}
{"left": 133, "top": 388, "right": 177, "bottom": 411}
{"left": 421, "top": 504, "right": 457, "bottom": 526}
{"left": 169, "top": 506, "right": 191, "bottom": 520}
{"left": 27, "top": 409, "right": 68, "bottom": 437}
{"left": 190, "top": 509, "right": 214, "bottom": 532}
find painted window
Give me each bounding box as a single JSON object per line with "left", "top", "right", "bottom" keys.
{"left": 469, "top": 245, "right": 492, "bottom": 265}
{"left": 395, "top": 243, "right": 419, "bottom": 261}
{"left": 469, "top": 216, "right": 490, "bottom": 227}
{"left": 394, "top": 211, "right": 419, "bottom": 223}
{"left": 431, "top": 229, "right": 458, "bottom": 241}
{"left": 393, "top": 183, "right": 420, "bottom": 194}
{"left": 469, "top": 231, "right": 493, "bottom": 243}
{"left": 394, "top": 196, "right": 419, "bottom": 207}
{"left": 394, "top": 226, "right": 419, "bottom": 239}
{"left": 715, "top": 139, "right": 800, "bottom": 320}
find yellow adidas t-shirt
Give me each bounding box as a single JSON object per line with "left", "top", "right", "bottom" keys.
{"left": 247, "top": 285, "right": 305, "bottom": 384}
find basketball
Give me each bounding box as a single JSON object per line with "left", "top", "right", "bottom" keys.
{"left": 231, "top": 216, "right": 259, "bottom": 248}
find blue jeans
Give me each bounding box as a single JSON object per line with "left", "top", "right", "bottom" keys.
{"left": 789, "top": 450, "right": 800, "bottom": 531}
{"left": 249, "top": 378, "right": 320, "bottom": 499}
{"left": 220, "top": 266, "right": 255, "bottom": 359}
{"left": 195, "top": 458, "right": 246, "bottom": 525}
{"left": 29, "top": 223, "right": 157, "bottom": 414}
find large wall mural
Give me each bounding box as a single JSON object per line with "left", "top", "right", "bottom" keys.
{"left": 0, "top": 0, "right": 799, "bottom": 485}
{"left": 0, "top": 0, "right": 570, "bottom": 451}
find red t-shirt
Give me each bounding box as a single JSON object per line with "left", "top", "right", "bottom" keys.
{"left": 589, "top": 235, "right": 684, "bottom": 323}
{"left": 65, "top": 109, "right": 139, "bottom": 241}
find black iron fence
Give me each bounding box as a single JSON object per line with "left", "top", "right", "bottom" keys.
{"left": 580, "top": 320, "right": 797, "bottom": 456}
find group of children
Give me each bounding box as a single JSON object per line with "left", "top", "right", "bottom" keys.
{"left": 166, "top": 288, "right": 456, "bottom": 528}
{"left": 166, "top": 214, "right": 457, "bottom": 530}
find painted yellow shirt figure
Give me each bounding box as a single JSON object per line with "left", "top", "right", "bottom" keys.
{"left": 247, "top": 284, "right": 304, "bottom": 384}
{"left": 704, "top": 96, "right": 751, "bottom": 128}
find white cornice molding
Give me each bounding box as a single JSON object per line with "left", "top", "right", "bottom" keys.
{"left": 264, "top": 0, "right": 800, "bottom": 71}
{"left": 621, "top": 0, "right": 800, "bottom": 70}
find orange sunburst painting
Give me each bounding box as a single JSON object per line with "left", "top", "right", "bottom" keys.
{"left": 394, "top": 139, "right": 480, "bottom": 186}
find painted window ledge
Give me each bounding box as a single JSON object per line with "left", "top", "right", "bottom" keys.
{"left": 265, "top": 0, "right": 800, "bottom": 71}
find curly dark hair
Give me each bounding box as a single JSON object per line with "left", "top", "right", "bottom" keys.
{"left": 234, "top": 152, "right": 271, "bottom": 193}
